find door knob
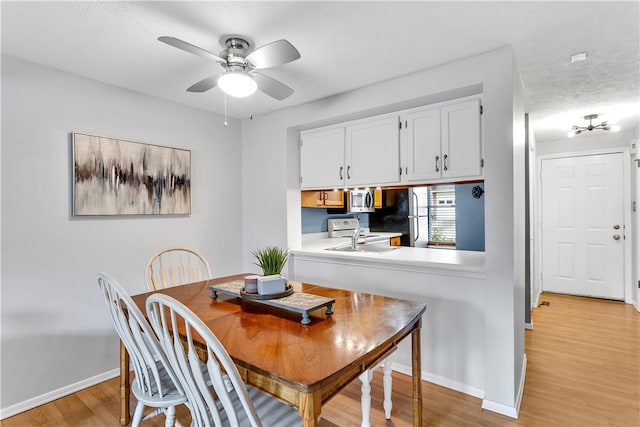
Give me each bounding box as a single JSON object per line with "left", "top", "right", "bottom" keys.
{"left": 613, "top": 224, "right": 620, "bottom": 230}
{"left": 613, "top": 234, "right": 621, "bottom": 241}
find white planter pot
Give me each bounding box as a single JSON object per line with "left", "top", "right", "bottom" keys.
{"left": 257, "top": 275, "right": 286, "bottom": 295}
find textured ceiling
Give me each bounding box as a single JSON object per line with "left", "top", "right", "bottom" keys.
{"left": 1, "top": 1, "right": 639, "bottom": 142}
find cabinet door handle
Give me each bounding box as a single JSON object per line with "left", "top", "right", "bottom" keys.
{"left": 339, "top": 166, "right": 343, "bottom": 180}
{"left": 443, "top": 154, "right": 448, "bottom": 171}
{"left": 435, "top": 155, "right": 440, "bottom": 172}
{"left": 347, "top": 165, "right": 351, "bottom": 179}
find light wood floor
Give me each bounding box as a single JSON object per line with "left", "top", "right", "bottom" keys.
{"left": 3, "top": 292, "right": 639, "bottom": 426}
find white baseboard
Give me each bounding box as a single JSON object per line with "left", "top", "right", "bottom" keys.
{"left": 525, "top": 321, "right": 533, "bottom": 330}
{"left": 0, "top": 369, "right": 120, "bottom": 420}
{"left": 515, "top": 353, "right": 527, "bottom": 415}
{"left": 481, "top": 353, "right": 527, "bottom": 419}
{"left": 391, "top": 362, "right": 484, "bottom": 399}
{"left": 531, "top": 289, "right": 542, "bottom": 308}
{"left": 481, "top": 398, "right": 518, "bottom": 418}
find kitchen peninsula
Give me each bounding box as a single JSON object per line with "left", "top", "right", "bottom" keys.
{"left": 295, "top": 233, "right": 485, "bottom": 276}
{"left": 290, "top": 236, "right": 487, "bottom": 398}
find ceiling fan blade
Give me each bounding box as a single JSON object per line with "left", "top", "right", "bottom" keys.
{"left": 158, "top": 36, "right": 226, "bottom": 63}
{"left": 187, "top": 75, "right": 218, "bottom": 93}
{"left": 246, "top": 39, "right": 300, "bottom": 69}
{"left": 253, "top": 72, "right": 294, "bottom": 100}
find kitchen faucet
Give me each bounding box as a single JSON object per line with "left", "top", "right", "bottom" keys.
{"left": 351, "top": 227, "right": 362, "bottom": 250}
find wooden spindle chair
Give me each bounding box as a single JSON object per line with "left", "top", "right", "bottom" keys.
{"left": 146, "top": 293, "right": 302, "bottom": 427}
{"left": 97, "top": 273, "right": 186, "bottom": 427}
{"left": 145, "top": 247, "right": 213, "bottom": 291}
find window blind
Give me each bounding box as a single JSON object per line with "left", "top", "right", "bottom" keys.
{"left": 427, "top": 185, "right": 456, "bottom": 246}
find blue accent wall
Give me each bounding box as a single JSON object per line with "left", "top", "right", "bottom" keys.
{"left": 455, "top": 183, "right": 485, "bottom": 251}
{"left": 301, "top": 209, "right": 369, "bottom": 233}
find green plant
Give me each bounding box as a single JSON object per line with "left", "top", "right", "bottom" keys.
{"left": 252, "top": 246, "right": 289, "bottom": 276}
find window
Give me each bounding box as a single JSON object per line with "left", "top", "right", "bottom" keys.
{"left": 427, "top": 185, "right": 456, "bottom": 247}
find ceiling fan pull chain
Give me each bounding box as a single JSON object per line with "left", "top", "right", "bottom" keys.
{"left": 224, "top": 94, "right": 228, "bottom": 127}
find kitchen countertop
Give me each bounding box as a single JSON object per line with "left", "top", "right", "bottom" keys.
{"left": 292, "top": 233, "right": 485, "bottom": 277}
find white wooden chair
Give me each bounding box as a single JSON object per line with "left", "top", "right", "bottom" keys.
{"left": 146, "top": 293, "right": 302, "bottom": 427}
{"left": 359, "top": 354, "right": 394, "bottom": 427}
{"left": 97, "top": 273, "right": 186, "bottom": 427}
{"left": 145, "top": 247, "right": 213, "bottom": 291}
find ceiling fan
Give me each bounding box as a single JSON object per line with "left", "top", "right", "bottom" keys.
{"left": 158, "top": 35, "right": 300, "bottom": 100}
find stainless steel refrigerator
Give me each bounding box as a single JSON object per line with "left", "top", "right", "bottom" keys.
{"left": 369, "top": 187, "right": 429, "bottom": 247}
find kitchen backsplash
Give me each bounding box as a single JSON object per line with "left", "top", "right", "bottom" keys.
{"left": 455, "top": 183, "right": 485, "bottom": 251}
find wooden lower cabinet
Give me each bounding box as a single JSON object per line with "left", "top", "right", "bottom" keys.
{"left": 301, "top": 190, "right": 344, "bottom": 208}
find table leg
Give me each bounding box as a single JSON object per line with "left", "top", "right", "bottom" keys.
{"left": 299, "top": 390, "right": 321, "bottom": 427}
{"left": 412, "top": 320, "right": 423, "bottom": 427}
{"left": 120, "top": 340, "right": 130, "bottom": 426}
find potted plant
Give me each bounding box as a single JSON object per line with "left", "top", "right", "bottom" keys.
{"left": 252, "top": 246, "right": 289, "bottom": 295}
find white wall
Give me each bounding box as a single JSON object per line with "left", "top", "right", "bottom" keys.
{"left": 509, "top": 57, "right": 526, "bottom": 415}
{"left": 634, "top": 138, "right": 640, "bottom": 310}
{"left": 241, "top": 46, "right": 525, "bottom": 416}
{"left": 537, "top": 130, "right": 637, "bottom": 156}
{"left": 529, "top": 127, "right": 541, "bottom": 308}
{"left": 0, "top": 56, "right": 244, "bottom": 414}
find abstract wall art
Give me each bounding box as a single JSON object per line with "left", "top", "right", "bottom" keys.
{"left": 72, "top": 133, "right": 191, "bottom": 216}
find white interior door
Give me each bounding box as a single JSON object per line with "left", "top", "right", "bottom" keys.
{"left": 541, "top": 153, "right": 624, "bottom": 300}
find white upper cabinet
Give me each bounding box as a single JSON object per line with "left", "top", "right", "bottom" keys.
{"left": 300, "top": 127, "right": 345, "bottom": 189}
{"left": 345, "top": 115, "right": 400, "bottom": 187}
{"left": 440, "top": 98, "right": 482, "bottom": 179}
{"left": 404, "top": 106, "right": 442, "bottom": 182}
{"left": 300, "top": 96, "right": 482, "bottom": 190}
{"left": 300, "top": 115, "right": 400, "bottom": 190}
{"left": 402, "top": 97, "right": 482, "bottom": 183}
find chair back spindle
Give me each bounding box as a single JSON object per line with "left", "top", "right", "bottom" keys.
{"left": 146, "top": 293, "right": 301, "bottom": 427}
{"left": 145, "top": 247, "right": 213, "bottom": 291}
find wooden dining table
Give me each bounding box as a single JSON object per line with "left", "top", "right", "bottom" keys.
{"left": 123, "top": 273, "right": 426, "bottom": 427}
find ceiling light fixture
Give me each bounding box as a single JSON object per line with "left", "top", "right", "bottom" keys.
{"left": 217, "top": 70, "right": 257, "bottom": 98}
{"left": 567, "top": 114, "right": 621, "bottom": 137}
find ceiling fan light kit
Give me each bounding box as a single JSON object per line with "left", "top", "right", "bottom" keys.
{"left": 159, "top": 35, "right": 300, "bottom": 100}
{"left": 567, "top": 114, "right": 621, "bottom": 137}
{"left": 217, "top": 71, "right": 257, "bottom": 98}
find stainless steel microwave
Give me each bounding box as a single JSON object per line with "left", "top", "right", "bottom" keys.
{"left": 347, "top": 189, "right": 375, "bottom": 213}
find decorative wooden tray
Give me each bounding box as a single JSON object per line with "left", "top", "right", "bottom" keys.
{"left": 209, "top": 280, "right": 334, "bottom": 324}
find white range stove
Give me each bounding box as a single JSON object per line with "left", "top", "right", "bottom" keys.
{"left": 327, "top": 218, "right": 374, "bottom": 238}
